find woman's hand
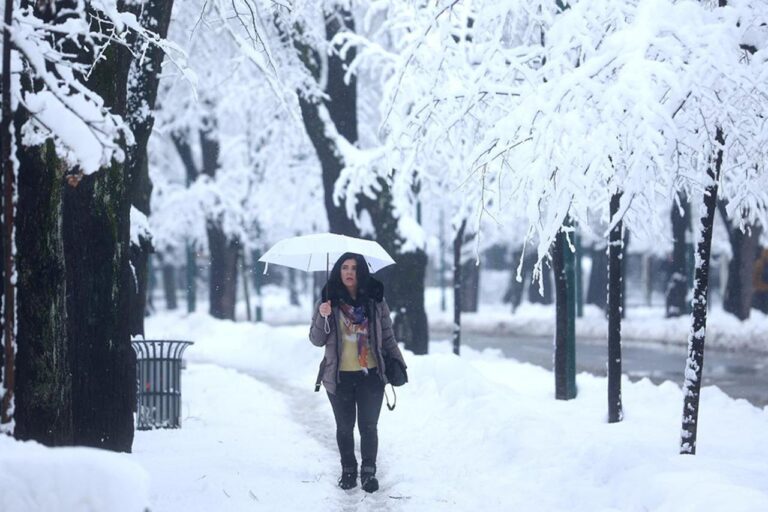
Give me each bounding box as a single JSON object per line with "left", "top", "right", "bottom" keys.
{"left": 319, "top": 301, "right": 332, "bottom": 318}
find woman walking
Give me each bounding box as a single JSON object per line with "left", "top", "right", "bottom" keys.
{"left": 309, "top": 252, "right": 407, "bottom": 492}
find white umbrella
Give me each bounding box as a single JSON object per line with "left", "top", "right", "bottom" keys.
{"left": 258, "top": 233, "right": 395, "bottom": 274}
{"left": 258, "top": 233, "right": 396, "bottom": 333}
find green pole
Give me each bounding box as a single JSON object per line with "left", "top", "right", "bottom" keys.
{"left": 554, "top": 220, "right": 577, "bottom": 400}
{"left": 575, "top": 230, "right": 583, "bottom": 318}
{"left": 564, "top": 229, "right": 577, "bottom": 397}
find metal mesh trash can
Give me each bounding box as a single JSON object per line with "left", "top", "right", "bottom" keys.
{"left": 132, "top": 339, "right": 193, "bottom": 430}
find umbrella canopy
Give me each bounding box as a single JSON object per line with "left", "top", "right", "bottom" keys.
{"left": 258, "top": 233, "right": 396, "bottom": 274}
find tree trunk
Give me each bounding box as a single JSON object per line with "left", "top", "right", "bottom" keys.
{"left": 63, "top": 23, "right": 134, "bottom": 452}
{"left": 718, "top": 202, "right": 761, "bottom": 320}
{"left": 124, "top": 0, "right": 176, "bottom": 337}
{"left": 186, "top": 242, "right": 197, "bottom": 313}
{"left": 14, "top": 126, "right": 72, "bottom": 444}
{"left": 460, "top": 259, "right": 480, "bottom": 313}
{"left": 452, "top": 220, "right": 467, "bottom": 356}
{"left": 666, "top": 191, "right": 691, "bottom": 317}
{"left": 0, "top": 0, "right": 14, "bottom": 428}
{"left": 586, "top": 245, "right": 608, "bottom": 310}
{"left": 198, "top": 124, "right": 239, "bottom": 320}
{"left": 553, "top": 227, "right": 577, "bottom": 400}
{"left": 207, "top": 223, "right": 239, "bottom": 320}
{"left": 607, "top": 193, "right": 624, "bottom": 423}
{"left": 293, "top": 7, "right": 360, "bottom": 237}
{"left": 680, "top": 127, "right": 723, "bottom": 455}
{"left": 364, "top": 179, "right": 429, "bottom": 356}
{"left": 159, "top": 254, "right": 177, "bottom": 310}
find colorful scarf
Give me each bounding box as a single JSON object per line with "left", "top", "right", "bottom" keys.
{"left": 339, "top": 302, "right": 370, "bottom": 372}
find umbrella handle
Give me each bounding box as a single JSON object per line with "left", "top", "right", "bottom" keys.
{"left": 324, "top": 315, "right": 330, "bottom": 334}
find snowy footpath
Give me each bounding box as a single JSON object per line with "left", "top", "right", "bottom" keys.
{"left": 135, "top": 312, "right": 768, "bottom": 511}
{"left": 3, "top": 310, "right": 768, "bottom": 511}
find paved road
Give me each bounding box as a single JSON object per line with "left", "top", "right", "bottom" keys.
{"left": 432, "top": 331, "right": 768, "bottom": 407}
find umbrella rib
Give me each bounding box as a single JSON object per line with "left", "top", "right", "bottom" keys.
{"left": 307, "top": 252, "right": 312, "bottom": 273}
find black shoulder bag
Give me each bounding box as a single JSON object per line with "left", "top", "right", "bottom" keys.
{"left": 384, "top": 354, "right": 408, "bottom": 411}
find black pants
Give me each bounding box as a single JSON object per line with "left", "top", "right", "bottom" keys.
{"left": 327, "top": 369, "right": 385, "bottom": 472}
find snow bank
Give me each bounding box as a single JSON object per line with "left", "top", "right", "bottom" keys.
{"left": 0, "top": 436, "right": 149, "bottom": 512}
{"left": 145, "top": 311, "right": 768, "bottom": 511}
{"left": 428, "top": 295, "right": 768, "bottom": 352}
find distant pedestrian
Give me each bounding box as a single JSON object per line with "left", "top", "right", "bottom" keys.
{"left": 309, "top": 252, "right": 407, "bottom": 492}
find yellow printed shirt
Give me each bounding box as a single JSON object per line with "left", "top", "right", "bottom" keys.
{"left": 339, "top": 316, "right": 378, "bottom": 371}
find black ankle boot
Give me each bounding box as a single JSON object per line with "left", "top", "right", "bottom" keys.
{"left": 360, "top": 465, "right": 379, "bottom": 493}
{"left": 338, "top": 467, "right": 357, "bottom": 490}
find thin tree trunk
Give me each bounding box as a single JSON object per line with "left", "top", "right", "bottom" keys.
{"left": 207, "top": 223, "right": 239, "bottom": 320}
{"left": 608, "top": 193, "right": 624, "bottom": 423}
{"left": 0, "top": 0, "right": 14, "bottom": 427}
{"left": 452, "top": 220, "right": 467, "bottom": 356}
{"left": 460, "top": 258, "right": 480, "bottom": 313}
{"left": 159, "top": 254, "right": 177, "bottom": 310}
{"left": 186, "top": 242, "right": 197, "bottom": 313}
{"left": 680, "top": 127, "right": 724, "bottom": 455}
{"left": 252, "top": 249, "right": 263, "bottom": 322}
{"left": 666, "top": 191, "right": 691, "bottom": 317}
{"left": 124, "top": 0, "right": 176, "bottom": 337}
{"left": 553, "top": 225, "right": 577, "bottom": 400}
{"left": 242, "top": 249, "right": 252, "bottom": 321}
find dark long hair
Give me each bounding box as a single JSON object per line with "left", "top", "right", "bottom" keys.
{"left": 323, "top": 252, "right": 382, "bottom": 306}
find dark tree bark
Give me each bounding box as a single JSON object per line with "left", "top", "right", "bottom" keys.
{"left": 681, "top": 127, "right": 724, "bottom": 455}
{"left": 293, "top": 8, "right": 360, "bottom": 238}
{"left": 452, "top": 220, "right": 467, "bottom": 356}
{"left": 124, "top": 0, "right": 176, "bottom": 337}
{"left": 586, "top": 245, "right": 608, "bottom": 310}
{"left": 158, "top": 254, "right": 178, "bottom": 310}
{"left": 0, "top": 0, "right": 14, "bottom": 427}
{"left": 199, "top": 125, "right": 239, "bottom": 320}
{"left": 63, "top": 19, "right": 134, "bottom": 452}
{"left": 207, "top": 223, "right": 240, "bottom": 320}
{"left": 666, "top": 191, "right": 691, "bottom": 317}
{"left": 553, "top": 227, "right": 577, "bottom": 400}
{"left": 460, "top": 259, "right": 480, "bottom": 313}
{"left": 14, "top": 131, "right": 73, "bottom": 445}
{"left": 718, "top": 202, "right": 762, "bottom": 321}
{"left": 607, "top": 193, "right": 624, "bottom": 423}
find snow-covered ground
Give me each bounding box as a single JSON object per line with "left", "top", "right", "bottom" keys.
{"left": 4, "top": 296, "right": 767, "bottom": 511}
{"left": 0, "top": 436, "right": 149, "bottom": 512}
{"left": 132, "top": 311, "right": 767, "bottom": 511}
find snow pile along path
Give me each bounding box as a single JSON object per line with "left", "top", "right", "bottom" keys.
{"left": 0, "top": 436, "right": 149, "bottom": 512}
{"left": 144, "top": 311, "right": 768, "bottom": 511}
